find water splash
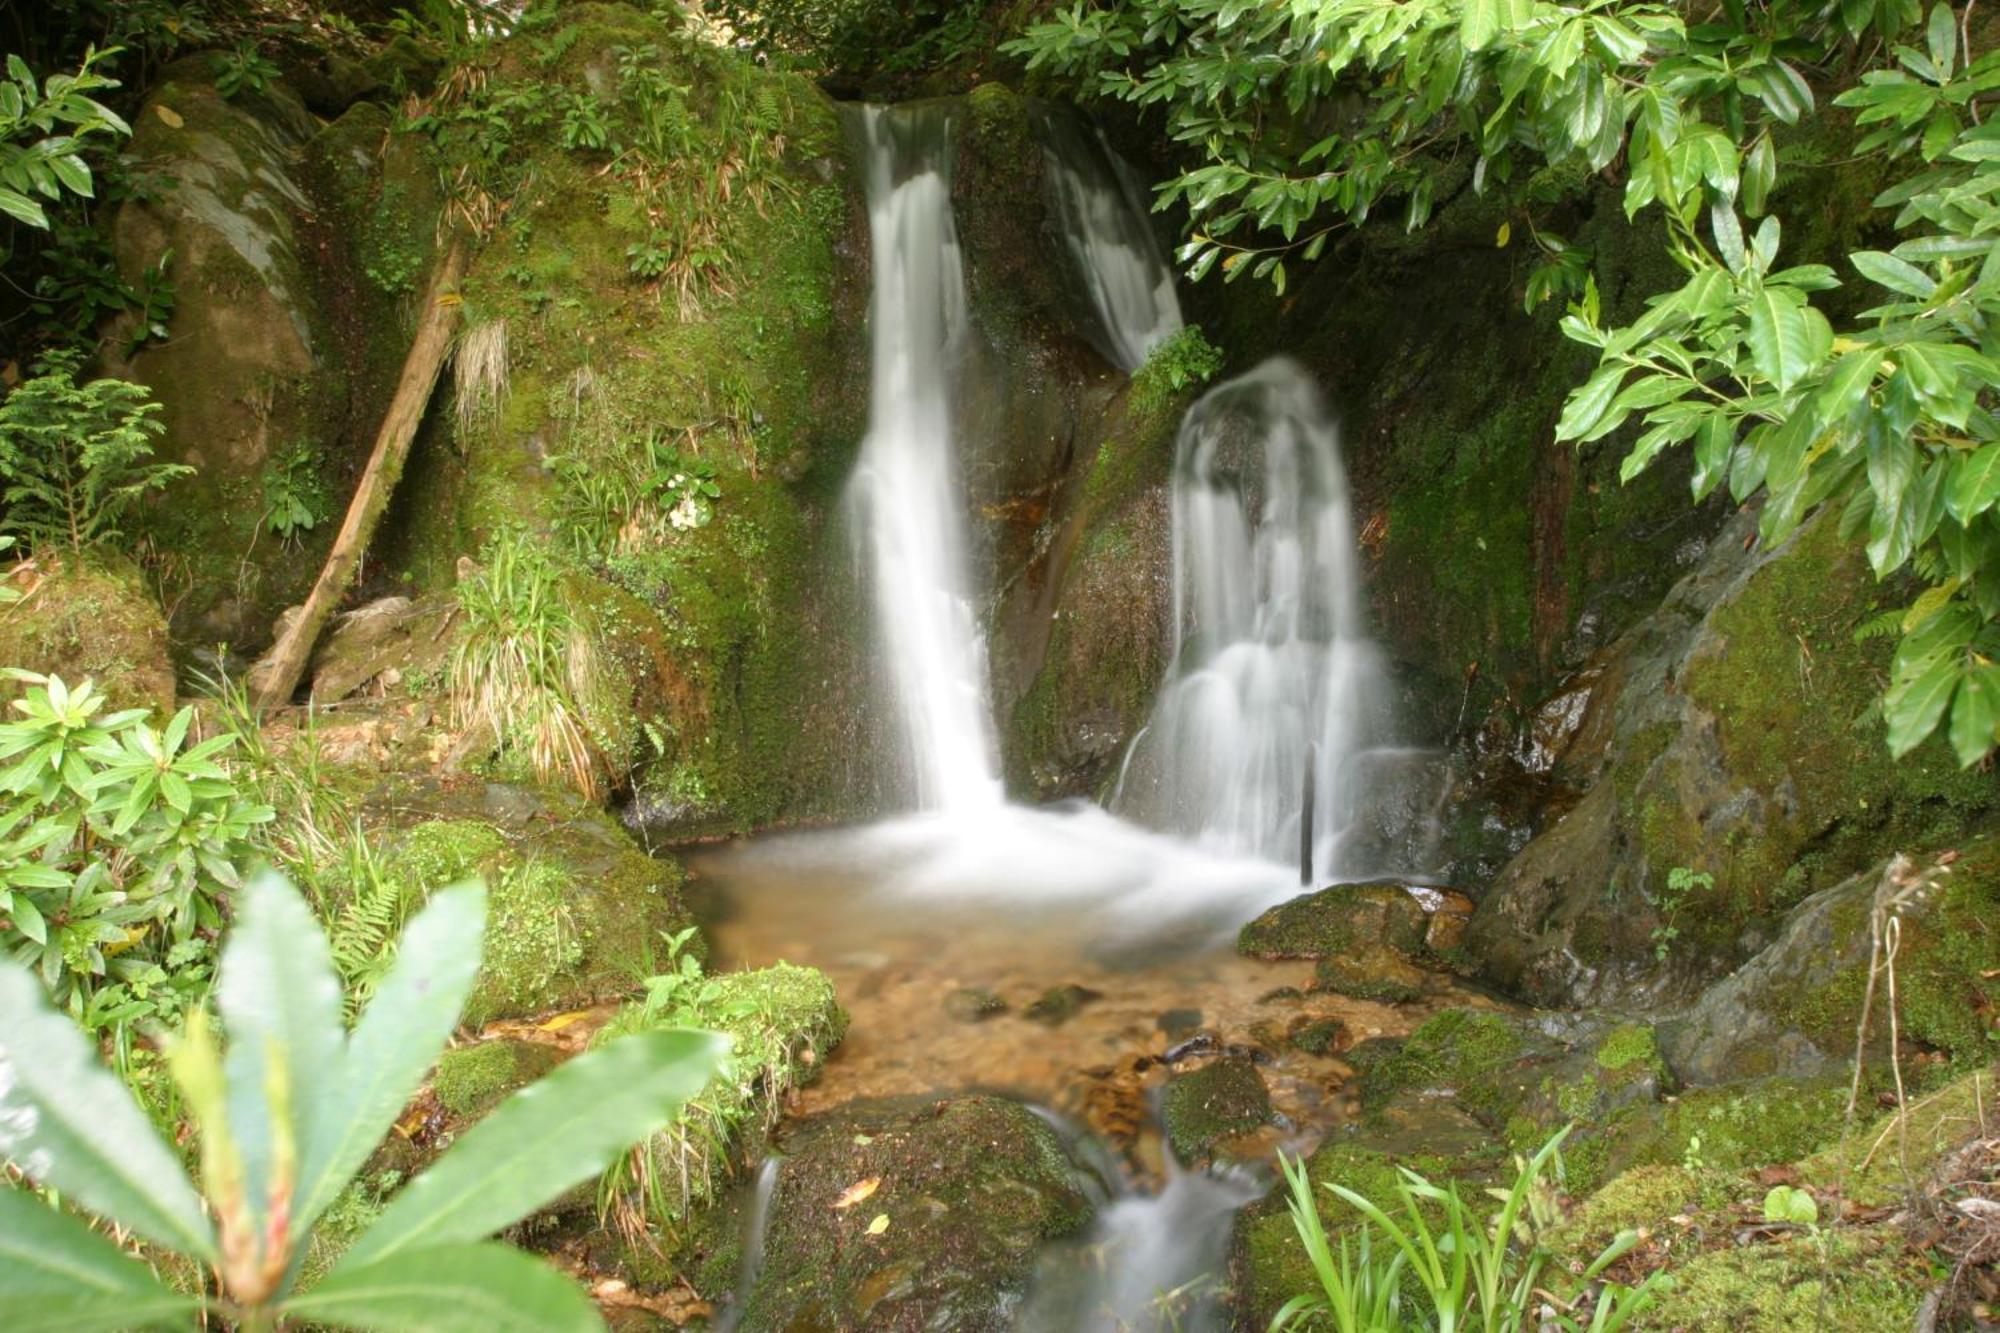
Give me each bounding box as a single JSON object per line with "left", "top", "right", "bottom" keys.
{"left": 846, "top": 104, "right": 1002, "bottom": 812}
{"left": 1117, "top": 359, "right": 1418, "bottom": 881}
{"left": 1038, "top": 108, "right": 1184, "bottom": 372}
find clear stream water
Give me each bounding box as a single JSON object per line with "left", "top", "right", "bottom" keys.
{"left": 702, "top": 102, "right": 1449, "bottom": 1330}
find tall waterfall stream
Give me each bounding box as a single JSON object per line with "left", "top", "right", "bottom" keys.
{"left": 695, "top": 102, "right": 1464, "bottom": 1331}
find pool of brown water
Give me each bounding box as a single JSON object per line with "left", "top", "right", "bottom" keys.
{"left": 686, "top": 817, "right": 1485, "bottom": 1177}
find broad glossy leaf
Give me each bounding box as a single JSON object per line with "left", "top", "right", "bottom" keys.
{"left": 0, "top": 1187, "right": 197, "bottom": 1332}
{"left": 0, "top": 964, "right": 214, "bottom": 1259}
{"left": 295, "top": 884, "right": 487, "bottom": 1236}
{"left": 340, "top": 1029, "right": 728, "bottom": 1266}
{"left": 1557, "top": 363, "right": 1625, "bottom": 441}
{"left": 1745, "top": 287, "right": 1816, "bottom": 390}
{"left": 1852, "top": 249, "right": 1937, "bottom": 298}
{"left": 1462, "top": 0, "right": 1500, "bottom": 51}
{"left": 1946, "top": 442, "right": 2000, "bottom": 522}
{"left": 1886, "top": 648, "right": 1961, "bottom": 757}
{"left": 287, "top": 1241, "right": 601, "bottom": 1333}
{"left": 218, "top": 874, "right": 345, "bottom": 1247}
{"left": 1949, "top": 663, "right": 2000, "bottom": 766}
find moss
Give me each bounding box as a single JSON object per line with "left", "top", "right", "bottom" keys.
{"left": 0, "top": 556, "right": 174, "bottom": 713}
{"left": 1645, "top": 1226, "right": 1926, "bottom": 1331}
{"left": 1238, "top": 883, "right": 1429, "bottom": 960}
{"left": 1799, "top": 1066, "right": 1995, "bottom": 1207}
{"left": 388, "top": 7, "right": 874, "bottom": 832}
{"left": 1161, "top": 1059, "right": 1274, "bottom": 1162}
{"left": 432, "top": 1039, "right": 560, "bottom": 1119}
{"left": 1363, "top": 1009, "right": 1534, "bottom": 1125}
{"left": 1546, "top": 1165, "right": 1735, "bottom": 1261}
{"left": 1640, "top": 1079, "right": 1853, "bottom": 1175}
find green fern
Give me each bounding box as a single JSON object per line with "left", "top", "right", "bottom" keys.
{"left": 1852, "top": 607, "right": 1905, "bottom": 645}
{"left": 327, "top": 833, "right": 415, "bottom": 1019}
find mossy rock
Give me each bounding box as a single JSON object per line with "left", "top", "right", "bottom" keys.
{"left": 432, "top": 1038, "right": 561, "bottom": 1119}
{"left": 738, "top": 1094, "right": 1093, "bottom": 1331}
{"left": 1798, "top": 1065, "right": 1996, "bottom": 1207}
{"left": 1545, "top": 1164, "right": 1739, "bottom": 1262}
{"left": 1238, "top": 882, "right": 1429, "bottom": 961}
{"left": 0, "top": 556, "right": 173, "bottom": 714}
{"left": 1640, "top": 1225, "right": 1927, "bottom": 1331}
{"left": 1665, "top": 838, "right": 2000, "bottom": 1085}
{"left": 1359, "top": 1008, "right": 1557, "bottom": 1128}
{"left": 366, "top": 777, "right": 694, "bottom": 1025}
{"left": 1161, "top": 1058, "right": 1273, "bottom": 1164}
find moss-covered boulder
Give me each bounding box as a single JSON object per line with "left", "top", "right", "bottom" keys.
{"left": 737, "top": 1094, "right": 1094, "bottom": 1331}
{"left": 365, "top": 777, "right": 693, "bottom": 1025}
{"left": 1239, "top": 883, "right": 1430, "bottom": 960}
{"left": 106, "top": 63, "right": 428, "bottom": 648}
{"left": 381, "top": 5, "right": 884, "bottom": 835}
{"left": 1467, "top": 510, "right": 1997, "bottom": 1008}
{"left": 0, "top": 556, "right": 174, "bottom": 713}
{"left": 1161, "top": 1058, "right": 1273, "bottom": 1163}
{"left": 1664, "top": 840, "right": 2000, "bottom": 1085}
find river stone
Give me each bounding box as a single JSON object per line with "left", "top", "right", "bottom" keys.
{"left": 1025, "top": 983, "right": 1101, "bottom": 1026}
{"left": 1237, "top": 882, "right": 1430, "bottom": 961}
{"left": 944, "top": 988, "right": 1008, "bottom": 1023}
{"left": 738, "top": 1094, "right": 1093, "bottom": 1331}
{"left": 1161, "top": 1058, "right": 1274, "bottom": 1164}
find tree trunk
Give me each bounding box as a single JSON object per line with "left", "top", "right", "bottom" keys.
{"left": 251, "top": 236, "right": 470, "bottom": 711}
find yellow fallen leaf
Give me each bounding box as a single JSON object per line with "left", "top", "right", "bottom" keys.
{"left": 832, "top": 1177, "right": 880, "bottom": 1210}
{"left": 1496, "top": 221, "right": 1511, "bottom": 248}
{"left": 866, "top": 1213, "right": 889, "bottom": 1235}
{"left": 536, "top": 1010, "right": 591, "bottom": 1032}
{"left": 155, "top": 105, "right": 184, "bottom": 129}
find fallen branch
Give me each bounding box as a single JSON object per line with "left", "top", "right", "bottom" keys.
{"left": 252, "top": 236, "right": 471, "bottom": 710}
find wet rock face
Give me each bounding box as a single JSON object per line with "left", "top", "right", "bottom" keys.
{"left": 1236, "top": 881, "right": 1467, "bottom": 1004}
{"left": 1466, "top": 508, "right": 1999, "bottom": 1008}
{"left": 738, "top": 1094, "right": 1094, "bottom": 1332}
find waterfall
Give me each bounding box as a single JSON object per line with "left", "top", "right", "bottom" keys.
{"left": 1037, "top": 108, "right": 1184, "bottom": 372}
{"left": 1117, "top": 359, "right": 1397, "bottom": 881}
{"left": 847, "top": 104, "right": 1002, "bottom": 812}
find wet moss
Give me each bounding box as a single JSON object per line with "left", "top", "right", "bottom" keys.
{"left": 1362, "top": 1009, "right": 1535, "bottom": 1125}
{"left": 1161, "top": 1058, "right": 1273, "bottom": 1163}
{"left": 1645, "top": 1226, "right": 1926, "bottom": 1331}
{"left": 1799, "top": 1067, "right": 1995, "bottom": 1207}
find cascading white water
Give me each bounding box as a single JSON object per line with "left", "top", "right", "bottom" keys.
{"left": 1037, "top": 109, "right": 1184, "bottom": 372}
{"left": 847, "top": 104, "right": 1003, "bottom": 812}
{"left": 1117, "top": 359, "right": 1396, "bottom": 881}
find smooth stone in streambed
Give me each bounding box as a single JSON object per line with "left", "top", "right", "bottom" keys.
{"left": 1238, "top": 882, "right": 1430, "bottom": 961}
{"left": 1161, "top": 1057, "right": 1274, "bottom": 1164}
{"left": 1025, "top": 983, "right": 1102, "bottom": 1026}
{"left": 944, "top": 987, "right": 1008, "bottom": 1023}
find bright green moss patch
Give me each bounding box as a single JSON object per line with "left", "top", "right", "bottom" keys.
{"left": 1800, "top": 1066, "right": 1995, "bottom": 1207}
{"left": 432, "top": 1039, "right": 561, "bottom": 1119}
{"left": 1646, "top": 1226, "right": 1926, "bottom": 1331}
{"left": 1162, "top": 1059, "right": 1274, "bottom": 1163}
{"left": 0, "top": 556, "right": 174, "bottom": 714}
{"left": 1363, "top": 1009, "right": 1537, "bottom": 1125}
{"left": 1597, "top": 1023, "right": 1664, "bottom": 1076}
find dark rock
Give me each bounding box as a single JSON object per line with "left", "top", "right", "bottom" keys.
{"left": 741, "top": 1095, "right": 1094, "bottom": 1331}
{"left": 1025, "top": 983, "right": 1101, "bottom": 1026}
{"left": 1161, "top": 1058, "right": 1273, "bottom": 1163}
{"left": 944, "top": 988, "right": 1008, "bottom": 1023}
{"left": 1156, "top": 1007, "right": 1204, "bottom": 1039}
{"left": 1162, "top": 1032, "right": 1219, "bottom": 1064}
{"left": 1313, "top": 953, "right": 1427, "bottom": 1005}
{"left": 1289, "top": 1018, "right": 1348, "bottom": 1056}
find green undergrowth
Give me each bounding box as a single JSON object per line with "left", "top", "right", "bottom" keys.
{"left": 591, "top": 957, "right": 847, "bottom": 1260}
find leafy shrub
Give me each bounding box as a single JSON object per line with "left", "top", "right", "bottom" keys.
{"left": 0, "top": 351, "right": 188, "bottom": 551}
{"left": 0, "top": 872, "right": 728, "bottom": 1330}
{"left": 209, "top": 41, "right": 279, "bottom": 101}
{"left": 1274, "top": 1129, "right": 1669, "bottom": 1332}
{"left": 1131, "top": 324, "right": 1225, "bottom": 413}
{"left": 0, "top": 672, "right": 271, "bottom": 1012}
{"left": 0, "top": 45, "right": 127, "bottom": 231}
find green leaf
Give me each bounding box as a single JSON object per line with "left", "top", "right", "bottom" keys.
{"left": 0, "top": 1188, "right": 198, "bottom": 1333}
{"left": 1886, "top": 643, "right": 1963, "bottom": 757}
{"left": 286, "top": 1241, "right": 601, "bottom": 1333}
{"left": 1949, "top": 664, "right": 2000, "bottom": 766}
{"left": 218, "top": 873, "right": 346, "bottom": 1250}
{"left": 1946, "top": 442, "right": 2000, "bottom": 522}
{"left": 295, "top": 883, "right": 487, "bottom": 1235}
{"left": 1927, "top": 0, "right": 1958, "bottom": 80}
{"left": 1462, "top": 0, "right": 1500, "bottom": 51}
{"left": 1851, "top": 249, "right": 1937, "bottom": 298}
{"left": 0, "top": 964, "right": 215, "bottom": 1259}
{"left": 1744, "top": 287, "right": 1815, "bottom": 390}
{"left": 1557, "top": 363, "right": 1625, "bottom": 442}
{"left": 341, "top": 1029, "right": 728, "bottom": 1266}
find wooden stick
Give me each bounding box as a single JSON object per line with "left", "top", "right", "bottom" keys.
{"left": 252, "top": 235, "right": 471, "bottom": 711}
